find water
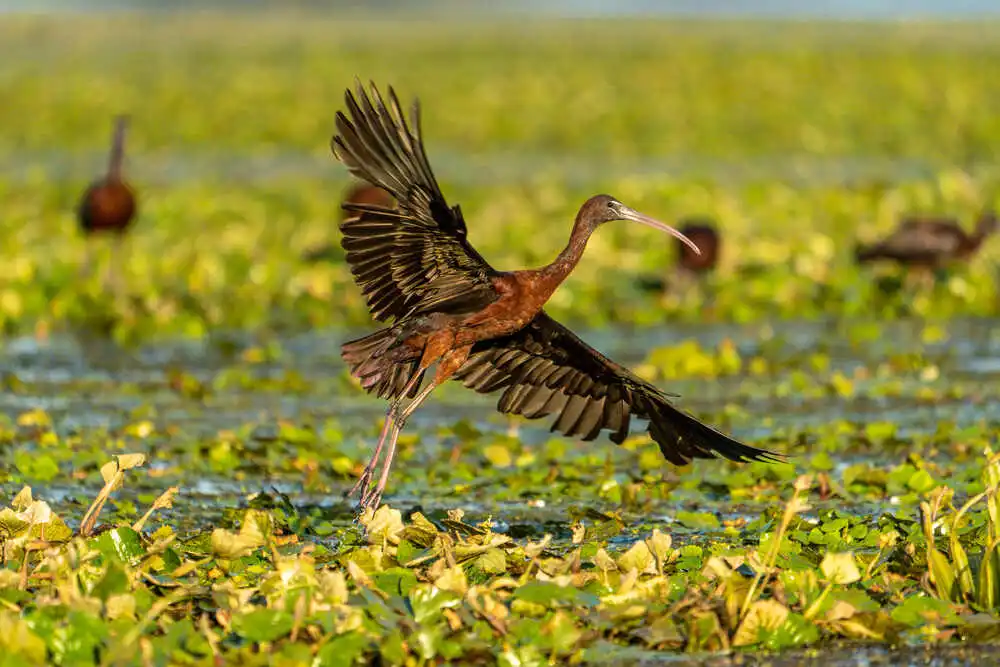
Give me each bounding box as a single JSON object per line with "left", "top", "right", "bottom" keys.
{"left": 3, "top": 318, "right": 999, "bottom": 430}
{"left": 2, "top": 319, "right": 998, "bottom": 527}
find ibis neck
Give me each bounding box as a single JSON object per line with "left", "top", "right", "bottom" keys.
{"left": 108, "top": 118, "right": 127, "bottom": 181}
{"left": 974, "top": 218, "right": 997, "bottom": 243}
{"left": 967, "top": 222, "right": 993, "bottom": 251}
{"left": 535, "top": 217, "right": 595, "bottom": 296}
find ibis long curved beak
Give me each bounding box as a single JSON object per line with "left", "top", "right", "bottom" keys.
{"left": 617, "top": 205, "right": 702, "bottom": 255}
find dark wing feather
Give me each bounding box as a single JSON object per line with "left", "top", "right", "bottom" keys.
{"left": 331, "top": 81, "right": 500, "bottom": 322}
{"left": 454, "top": 312, "right": 782, "bottom": 465}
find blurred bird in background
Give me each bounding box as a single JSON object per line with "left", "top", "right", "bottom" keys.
{"left": 77, "top": 114, "right": 136, "bottom": 293}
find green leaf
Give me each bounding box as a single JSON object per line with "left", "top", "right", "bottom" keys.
{"left": 91, "top": 562, "right": 130, "bottom": 601}
{"left": 810, "top": 451, "right": 835, "bottom": 471}
{"left": 675, "top": 511, "right": 721, "bottom": 531}
{"left": 768, "top": 612, "right": 820, "bottom": 649}
{"left": 316, "top": 632, "right": 368, "bottom": 667}
{"left": 395, "top": 539, "right": 418, "bottom": 564}
{"left": 13, "top": 451, "right": 59, "bottom": 482}
{"left": 94, "top": 526, "right": 145, "bottom": 566}
{"left": 977, "top": 542, "right": 1000, "bottom": 610}
{"left": 949, "top": 533, "right": 975, "bottom": 600}
{"left": 476, "top": 548, "right": 507, "bottom": 574}
{"left": 232, "top": 609, "right": 295, "bottom": 643}
{"left": 56, "top": 612, "right": 110, "bottom": 665}
{"left": 907, "top": 470, "right": 936, "bottom": 493}
{"left": 373, "top": 568, "right": 418, "bottom": 597}
{"left": 512, "top": 582, "right": 599, "bottom": 608}
{"left": 890, "top": 595, "right": 963, "bottom": 627}
{"left": 409, "top": 586, "right": 461, "bottom": 624}
{"left": 926, "top": 549, "right": 956, "bottom": 601}
{"left": 401, "top": 513, "right": 438, "bottom": 547}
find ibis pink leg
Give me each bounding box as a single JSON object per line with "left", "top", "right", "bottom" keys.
{"left": 348, "top": 372, "right": 424, "bottom": 504}
{"left": 359, "top": 379, "right": 440, "bottom": 511}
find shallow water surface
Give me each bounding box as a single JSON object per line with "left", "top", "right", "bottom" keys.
{"left": 2, "top": 318, "right": 998, "bottom": 531}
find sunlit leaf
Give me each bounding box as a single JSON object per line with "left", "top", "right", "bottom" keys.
{"left": 733, "top": 600, "right": 790, "bottom": 647}
{"left": 616, "top": 541, "right": 656, "bottom": 575}
{"left": 364, "top": 505, "right": 404, "bottom": 545}
{"left": 820, "top": 552, "right": 861, "bottom": 585}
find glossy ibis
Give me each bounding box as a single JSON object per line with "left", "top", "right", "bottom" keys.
{"left": 637, "top": 217, "right": 720, "bottom": 293}
{"left": 78, "top": 115, "right": 136, "bottom": 289}
{"left": 855, "top": 210, "right": 997, "bottom": 268}
{"left": 302, "top": 182, "right": 394, "bottom": 262}
{"left": 332, "top": 82, "right": 780, "bottom": 511}
{"left": 676, "top": 218, "right": 720, "bottom": 274}
{"left": 79, "top": 115, "right": 136, "bottom": 237}
{"left": 342, "top": 181, "right": 394, "bottom": 213}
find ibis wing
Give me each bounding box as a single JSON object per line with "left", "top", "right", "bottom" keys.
{"left": 876, "top": 226, "right": 961, "bottom": 259}
{"left": 332, "top": 82, "right": 500, "bottom": 322}
{"left": 899, "top": 217, "right": 956, "bottom": 232}
{"left": 455, "top": 312, "right": 781, "bottom": 465}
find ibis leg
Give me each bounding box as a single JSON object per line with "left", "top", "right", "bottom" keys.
{"left": 345, "top": 403, "right": 394, "bottom": 500}
{"left": 80, "top": 242, "right": 94, "bottom": 282}
{"left": 359, "top": 379, "right": 439, "bottom": 512}
{"left": 108, "top": 235, "right": 125, "bottom": 301}
{"left": 347, "top": 371, "right": 423, "bottom": 503}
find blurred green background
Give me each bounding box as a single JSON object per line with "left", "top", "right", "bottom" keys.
{"left": 1, "top": 12, "right": 999, "bottom": 342}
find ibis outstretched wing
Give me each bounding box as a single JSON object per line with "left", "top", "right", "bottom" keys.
{"left": 456, "top": 311, "right": 782, "bottom": 465}
{"left": 333, "top": 81, "right": 500, "bottom": 322}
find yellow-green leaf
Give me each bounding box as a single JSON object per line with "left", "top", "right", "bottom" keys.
{"left": 483, "top": 444, "right": 512, "bottom": 468}
{"left": 11, "top": 487, "right": 32, "bottom": 511}
{"left": 949, "top": 534, "right": 975, "bottom": 599}
{"left": 927, "top": 549, "right": 956, "bottom": 601}
{"left": 434, "top": 565, "right": 468, "bottom": 595}
{"left": 211, "top": 527, "right": 264, "bottom": 559}
{"left": 0, "top": 509, "right": 29, "bottom": 538}
{"left": 820, "top": 552, "right": 861, "bottom": 585}
{"left": 645, "top": 529, "right": 673, "bottom": 573}
{"left": 617, "top": 541, "right": 656, "bottom": 575}
{"left": 476, "top": 548, "right": 507, "bottom": 574}
{"left": 733, "top": 599, "right": 789, "bottom": 647}
{"left": 364, "top": 505, "right": 404, "bottom": 545}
